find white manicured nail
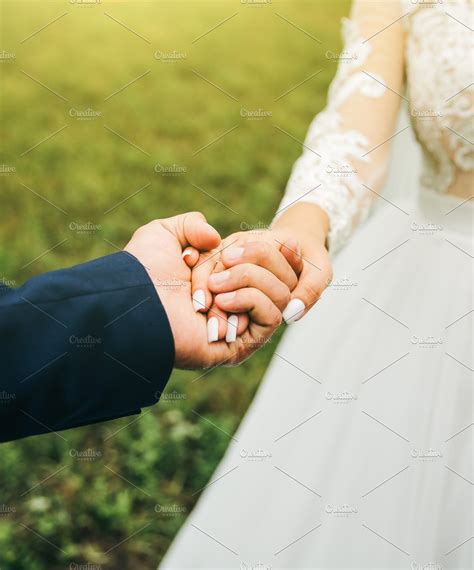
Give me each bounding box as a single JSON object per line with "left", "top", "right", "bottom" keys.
{"left": 182, "top": 248, "right": 193, "bottom": 259}
{"left": 192, "top": 289, "right": 206, "bottom": 312}
{"left": 226, "top": 315, "right": 238, "bottom": 343}
{"left": 282, "top": 298, "right": 305, "bottom": 324}
{"left": 207, "top": 317, "right": 219, "bottom": 343}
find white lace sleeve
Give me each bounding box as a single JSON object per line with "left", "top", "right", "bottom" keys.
{"left": 274, "top": 0, "right": 406, "bottom": 253}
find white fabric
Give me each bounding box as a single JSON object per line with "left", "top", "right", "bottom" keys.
{"left": 161, "top": 1, "right": 473, "bottom": 568}
{"left": 162, "top": 188, "right": 473, "bottom": 570}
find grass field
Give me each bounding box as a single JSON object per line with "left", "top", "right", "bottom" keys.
{"left": 0, "top": 1, "right": 349, "bottom": 567}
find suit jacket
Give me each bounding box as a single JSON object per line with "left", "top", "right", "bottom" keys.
{"left": 0, "top": 252, "right": 175, "bottom": 443}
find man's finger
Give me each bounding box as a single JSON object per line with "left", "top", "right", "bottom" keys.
{"left": 164, "top": 211, "right": 221, "bottom": 251}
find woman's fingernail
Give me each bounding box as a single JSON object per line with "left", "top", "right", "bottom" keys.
{"left": 225, "top": 247, "right": 244, "bottom": 261}
{"left": 209, "top": 270, "right": 230, "bottom": 286}
{"left": 217, "top": 291, "right": 236, "bottom": 304}
{"left": 207, "top": 317, "right": 219, "bottom": 343}
{"left": 192, "top": 289, "right": 206, "bottom": 312}
{"left": 282, "top": 298, "right": 305, "bottom": 323}
{"left": 226, "top": 315, "right": 238, "bottom": 343}
{"left": 182, "top": 248, "right": 193, "bottom": 259}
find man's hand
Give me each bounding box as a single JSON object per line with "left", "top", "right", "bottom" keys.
{"left": 124, "top": 212, "right": 284, "bottom": 369}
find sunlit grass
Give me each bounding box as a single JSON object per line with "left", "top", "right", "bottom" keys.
{"left": 0, "top": 1, "right": 348, "bottom": 567}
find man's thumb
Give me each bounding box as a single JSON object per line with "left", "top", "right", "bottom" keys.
{"left": 169, "top": 211, "right": 221, "bottom": 251}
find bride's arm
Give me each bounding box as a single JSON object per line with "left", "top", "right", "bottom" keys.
{"left": 271, "top": 0, "right": 406, "bottom": 317}
{"left": 275, "top": 0, "right": 406, "bottom": 251}
{"left": 190, "top": 1, "right": 407, "bottom": 331}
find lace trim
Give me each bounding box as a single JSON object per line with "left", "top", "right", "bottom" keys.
{"left": 274, "top": 18, "right": 387, "bottom": 253}
{"left": 406, "top": 2, "right": 474, "bottom": 193}
{"left": 275, "top": 1, "right": 473, "bottom": 254}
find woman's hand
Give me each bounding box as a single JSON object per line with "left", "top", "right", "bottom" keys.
{"left": 271, "top": 202, "right": 333, "bottom": 321}
{"left": 185, "top": 202, "right": 332, "bottom": 342}
{"left": 125, "top": 211, "right": 290, "bottom": 368}
{"left": 186, "top": 233, "right": 304, "bottom": 342}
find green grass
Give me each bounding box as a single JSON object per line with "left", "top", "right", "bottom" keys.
{"left": 0, "top": 1, "right": 348, "bottom": 567}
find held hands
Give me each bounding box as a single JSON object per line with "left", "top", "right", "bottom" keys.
{"left": 187, "top": 232, "right": 303, "bottom": 343}
{"left": 188, "top": 202, "right": 334, "bottom": 343}
{"left": 124, "top": 212, "right": 287, "bottom": 370}
{"left": 124, "top": 204, "right": 332, "bottom": 369}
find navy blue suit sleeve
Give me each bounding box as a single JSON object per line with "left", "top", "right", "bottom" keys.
{"left": 0, "top": 251, "right": 175, "bottom": 443}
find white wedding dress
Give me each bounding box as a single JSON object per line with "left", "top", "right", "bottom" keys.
{"left": 162, "top": 1, "right": 473, "bottom": 568}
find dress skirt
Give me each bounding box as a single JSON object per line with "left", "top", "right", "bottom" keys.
{"left": 162, "top": 188, "right": 473, "bottom": 570}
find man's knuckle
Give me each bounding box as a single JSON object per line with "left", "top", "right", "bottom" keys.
{"left": 133, "top": 225, "right": 148, "bottom": 239}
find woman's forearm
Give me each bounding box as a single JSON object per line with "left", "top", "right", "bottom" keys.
{"left": 273, "top": 202, "right": 330, "bottom": 249}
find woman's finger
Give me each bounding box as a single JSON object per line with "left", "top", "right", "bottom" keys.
{"left": 214, "top": 288, "right": 282, "bottom": 330}
{"left": 182, "top": 246, "right": 199, "bottom": 268}
{"left": 282, "top": 262, "right": 331, "bottom": 323}
{"left": 206, "top": 304, "right": 228, "bottom": 343}
{"left": 190, "top": 250, "right": 219, "bottom": 312}
{"left": 228, "top": 311, "right": 249, "bottom": 342}
{"left": 206, "top": 303, "right": 250, "bottom": 343}
{"left": 201, "top": 289, "right": 280, "bottom": 366}
{"left": 208, "top": 263, "right": 291, "bottom": 312}
{"left": 220, "top": 241, "right": 298, "bottom": 291}
{"left": 212, "top": 259, "right": 252, "bottom": 340}
{"left": 279, "top": 238, "right": 304, "bottom": 279}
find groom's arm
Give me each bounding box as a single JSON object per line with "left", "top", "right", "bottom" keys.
{"left": 0, "top": 251, "right": 174, "bottom": 443}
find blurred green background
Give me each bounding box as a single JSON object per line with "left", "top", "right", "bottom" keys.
{"left": 0, "top": 1, "right": 348, "bottom": 568}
